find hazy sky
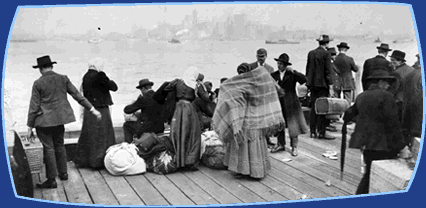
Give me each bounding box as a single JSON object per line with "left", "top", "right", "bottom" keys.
{"left": 12, "top": 3, "right": 416, "bottom": 37}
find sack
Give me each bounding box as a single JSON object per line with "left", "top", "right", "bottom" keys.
{"left": 104, "top": 143, "right": 146, "bottom": 176}
{"left": 201, "top": 145, "right": 227, "bottom": 170}
{"left": 146, "top": 150, "right": 178, "bottom": 175}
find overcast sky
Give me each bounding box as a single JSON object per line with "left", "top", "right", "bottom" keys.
{"left": 12, "top": 3, "right": 416, "bottom": 37}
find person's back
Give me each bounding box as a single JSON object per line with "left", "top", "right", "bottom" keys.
{"left": 306, "top": 46, "right": 332, "bottom": 88}
{"left": 362, "top": 56, "right": 392, "bottom": 91}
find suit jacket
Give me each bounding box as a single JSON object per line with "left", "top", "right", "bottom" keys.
{"left": 27, "top": 71, "right": 93, "bottom": 128}
{"left": 249, "top": 62, "right": 275, "bottom": 73}
{"left": 361, "top": 55, "right": 393, "bottom": 91}
{"left": 330, "top": 62, "right": 342, "bottom": 91}
{"left": 344, "top": 84, "right": 406, "bottom": 152}
{"left": 82, "top": 69, "right": 118, "bottom": 108}
{"left": 124, "top": 90, "right": 163, "bottom": 125}
{"left": 393, "top": 63, "right": 415, "bottom": 102}
{"left": 305, "top": 46, "right": 333, "bottom": 88}
{"left": 334, "top": 53, "right": 358, "bottom": 90}
{"left": 402, "top": 68, "right": 423, "bottom": 138}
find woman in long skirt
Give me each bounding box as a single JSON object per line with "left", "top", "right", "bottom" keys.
{"left": 74, "top": 58, "right": 118, "bottom": 169}
{"left": 164, "top": 67, "right": 204, "bottom": 171}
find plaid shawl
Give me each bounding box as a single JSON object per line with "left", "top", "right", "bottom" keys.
{"left": 212, "top": 67, "right": 285, "bottom": 146}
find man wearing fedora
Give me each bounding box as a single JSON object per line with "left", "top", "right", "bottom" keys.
{"left": 334, "top": 42, "right": 359, "bottom": 104}
{"left": 270, "top": 53, "right": 309, "bottom": 156}
{"left": 305, "top": 34, "right": 335, "bottom": 140}
{"left": 27, "top": 55, "right": 101, "bottom": 188}
{"left": 123, "top": 79, "right": 165, "bottom": 143}
{"left": 249, "top": 48, "right": 275, "bottom": 73}
{"left": 389, "top": 50, "right": 414, "bottom": 122}
{"left": 361, "top": 43, "right": 393, "bottom": 91}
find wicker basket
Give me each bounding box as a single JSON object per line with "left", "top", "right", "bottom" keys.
{"left": 23, "top": 141, "right": 43, "bottom": 174}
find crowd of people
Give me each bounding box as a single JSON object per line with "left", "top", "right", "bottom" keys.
{"left": 26, "top": 34, "right": 422, "bottom": 196}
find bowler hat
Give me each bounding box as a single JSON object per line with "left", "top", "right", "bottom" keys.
{"left": 32, "top": 55, "right": 57, "bottom": 69}
{"left": 274, "top": 53, "right": 292, "bottom": 66}
{"left": 337, "top": 42, "right": 350, "bottom": 49}
{"left": 136, "top": 79, "right": 154, "bottom": 89}
{"left": 257, "top": 48, "right": 267, "bottom": 56}
{"left": 328, "top": 47, "right": 337, "bottom": 55}
{"left": 389, "top": 50, "right": 406, "bottom": 62}
{"left": 376, "top": 43, "right": 392, "bottom": 51}
{"left": 316, "top": 34, "right": 332, "bottom": 42}
{"left": 366, "top": 68, "right": 396, "bottom": 81}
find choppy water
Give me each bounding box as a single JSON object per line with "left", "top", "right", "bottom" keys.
{"left": 3, "top": 38, "right": 420, "bottom": 131}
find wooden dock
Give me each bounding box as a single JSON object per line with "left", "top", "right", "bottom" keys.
{"left": 29, "top": 122, "right": 365, "bottom": 205}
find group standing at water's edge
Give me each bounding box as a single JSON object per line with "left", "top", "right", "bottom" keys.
{"left": 24, "top": 33, "right": 421, "bottom": 196}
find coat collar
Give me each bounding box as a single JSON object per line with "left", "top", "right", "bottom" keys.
{"left": 41, "top": 70, "right": 56, "bottom": 77}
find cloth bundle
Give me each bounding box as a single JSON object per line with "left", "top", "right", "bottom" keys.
{"left": 104, "top": 142, "right": 146, "bottom": 176}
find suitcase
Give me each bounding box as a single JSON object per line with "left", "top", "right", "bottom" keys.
{"left": 315, "top": 97, "right": 350, "bottom": 116}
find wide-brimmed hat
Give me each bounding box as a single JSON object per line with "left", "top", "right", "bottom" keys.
{"left": 32, "top": 55, "right": 57, "bottom": 69}
{"left": 366, "top": 68, "right": 397, "bottom": 81}
{"left": 256, "top": 48, "right": 268, "bottom": 57}
{"left": 376, "top": 43, "right": 392, "bottom": 51}
{"left": 136, "top": 79, "right": 154, "bottom": 89}
{"left": 337, "top": 42, "right": 350, "bottom": 49}
{"left": 316, "top": 35, "right": 332, "bottom": 42}
{"left": 389, "top": 50, "right": 406, "bottom": 62}
{"left": 274, "top": 53, "right": 292, "bottom": 66}
{"left": 328, "top": 47, "right": 337, "bottom": 55}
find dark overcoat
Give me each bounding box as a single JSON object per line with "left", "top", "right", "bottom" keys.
{"left": 330, "top": 62, "right": 342, "bottom": 91}
{"left": 334, "top": 53, "right": 358, "bottom": 90}
{"left": 305, "top": 46, "right": 333, "bottom": 89}
{"left": 344, "top": 85, "right": 406, "bottom": 152}
{"left": 402, "top": 68, "right": 423, "bottom": 138}
{"left": 271, "top": 70, "right": 309, "bottom": 137}
{"left": 82, "top": 69, "right": 118, "bottom": 107}
{"left": 361, "top": 55, "right": 393, "bottom": 91}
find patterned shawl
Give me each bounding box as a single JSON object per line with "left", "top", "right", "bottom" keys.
{"left": 212, "top": 67, "right": 285, "bottom": 146}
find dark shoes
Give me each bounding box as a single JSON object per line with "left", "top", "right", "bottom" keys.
{"left": 291, "top": 147, "right": 298, "bottom": 157}
{"left": 318, "top": 134, "right": 336, "bottom": 140}
{"left": 59, "top": 173, "right": 68, "bottom": 181}
{"left": 271, "top": 145, "right": 286, "bottom": 153}
{"left": 36, "top": 179, "right": 57, "bottom": 189}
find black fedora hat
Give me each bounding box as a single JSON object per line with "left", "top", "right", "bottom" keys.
{"left": 389, "top": 50, "right": 406, "bottom": 62}
{"left": 316, "top": 34, "right": 332, "bottom": 42}
{"left": 274, "top": 53, "right": 292, "bottom": 66}
{"left": 366, "top": 68, "right": 396, "bottom": 81}
{"left": 376, "top": 43, "right": 392, "bottom": 51}
{"left": 32, "top": 55, "right": 57, "bottom": 69}
{"left": 328, "top": 47, "right": 337, "bottom": 55}
{"left": 337, "top": 42, "right": 350, "bottom": 49}
{"left": 136, "top": 79, "right": 154, "bottom": 89}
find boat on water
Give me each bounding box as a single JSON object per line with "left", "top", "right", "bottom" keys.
{"left": 168, "top": 38, "right": 181, "bottom": 44}
{"left": 265, "top": 39, "right": 300, "bottom": 44}
{"left": 392, "top": 38, "right": 413, "bottom": 44}
{"left": 374, "top": 37, "right": 381, "bottom": 43}
{"left": 88, "top": 38, "right": 102, "bottom": 44}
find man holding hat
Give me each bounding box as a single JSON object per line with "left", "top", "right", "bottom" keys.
{"left": 361, "top": 43, "right": 393, "bottom": 91}
{"left": 334, "top": 42, "right": 359, "bottom": 104}
{"left": 123, "top": 79, "right": 165, "bottom": 143}
{"left": 27, "top": 55, "right": 102, "bottom": 188}
{"left": 305, "top": 34, "right": 335, "bottom": 140}
{"left": 249, "top": 48, "right": 275, "bottom": 73}
{"left": 270, "top": 53, "right": 309, "bottom": 156}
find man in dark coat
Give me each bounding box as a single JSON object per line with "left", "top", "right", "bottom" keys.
{"left": 305, "top": 34, "right": 335, "bottom": 140}
{"left": 328, "top": 47, "right": 342, "bottom": 98}
{"left": 334, "top": 42, "right": 359, "bottom": 104}
{"left": 249, "top": 48, "right": 275, "bottom": 73}
{"left": 270, "top": 53, "right": 309, "bottom": 156}
{"left": 361, "top": 43, "right": 393, "bottom": 91}
{"left": 343, "top": 68, "right": 411, "bottom": 194}
{"left": 27, "top": 55, "right": 101, "bottom": 188}
{"left": 412, "top": 53, "right": 421, "bottom": 70}
{"left": 123, "top": 79, "right": 165, "bottom": 143}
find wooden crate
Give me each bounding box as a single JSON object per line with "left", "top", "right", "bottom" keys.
{"left": 23, "top": 142, "right": 44, "bottom": 174}
{"left": 369, "top": 159, "right": 413, "bottom": 193}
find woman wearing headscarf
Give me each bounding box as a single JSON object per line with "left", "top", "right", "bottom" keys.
{"left": 74, "top": 57, "right": 118, "bottom": 169}
{"left": 164, "top": 66, "right": 207, "bottom": 171}
{"left": 213, "top": 63, "right": 285, "bottom": 179}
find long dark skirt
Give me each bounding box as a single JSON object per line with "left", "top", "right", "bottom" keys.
{"left": 170, "top": 100, "right": 201, "bottom": 168}
{"left": 282, "top": 92, "right": 309, "bottom": 138}
{"left": 74, "top": 106, "right": 116, "bottom": 169}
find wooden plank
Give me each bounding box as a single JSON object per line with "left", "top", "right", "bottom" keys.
{"left": 258, "top": 172, "right": 303, "bottom": 200}
{"left": 182, "top": 170, "right": 242, "bottom": 204}
{"left": 99, "top": 169, "right": 144, "bottom": 205}
{"left": 270, "top": 152, "right": 357, "bottom": 195}
{"left": 166, "top": 171, "right": 220, "bottom": 205}
{"left": 268, "top": 168, "right": 329, "bottom": 199}
{"left": 144, "top": 172, "right": 195, "bottom": 205}
{"left": 198, "top": 166, "right": 267, "bottom": 203}
{"left": 39, "top": 165, "right": 67, "bottom": 202}
{"left": 270, "top": 158, "right": 348, "bottom": 197}
{"left": 235, "top": 173, "right": 289, "bottom": 202}
{"left": 32, "top": 173, "right": 43, "bottom": 200}
{"left": 125, "top": 174, "right": 169, "bottom": 205}
{"left": 370, "top": 159, "right": 413, "bottom": 192}
{"left": 62, "top": 162, "right": 93, "bottom": 204}
{"left": 78, "top": 168, "right": 119, "bottom": 205}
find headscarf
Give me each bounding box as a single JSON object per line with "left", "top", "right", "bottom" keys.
{"left": 182, "top": 66, "right": 200, "bottom": 90}
{"left": 88, "top": 57, "right": 106, "bottom": 72}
